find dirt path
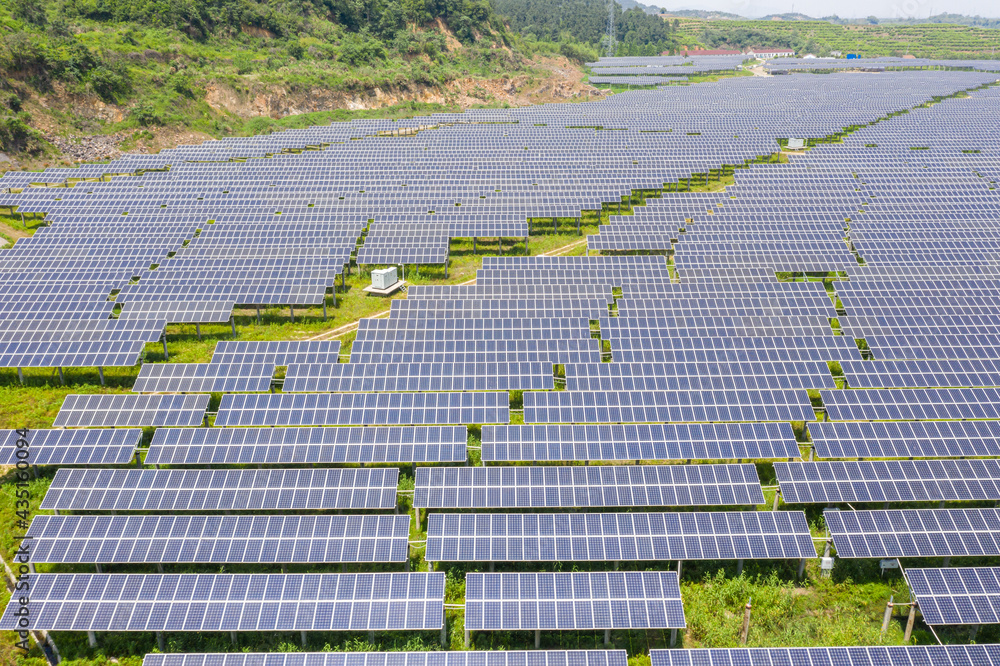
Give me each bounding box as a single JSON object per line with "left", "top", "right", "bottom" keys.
{"left": 0, "top": 221, "right": 30, "bottom": 247}
{"left": 306, "top": 237, "right": 592, "bottom": 342}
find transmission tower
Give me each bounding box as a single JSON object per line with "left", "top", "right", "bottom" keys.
{"left": 605, "top": 0, "right": 616, "bottom": 57}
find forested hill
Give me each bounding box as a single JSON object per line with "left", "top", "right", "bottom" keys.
{"left": 0, "top": 0, "right": 606, "bottom": 165}
{"left": 490, "top": 0, "right": 683, "bottom": 55}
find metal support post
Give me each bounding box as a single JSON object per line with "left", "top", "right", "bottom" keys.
{"left": 257, "top": 307, "right": 262, "bottom": 324}
{"left": 97, "top": 367, "right": 105, "bottom": 386}
{"left": 942, "top": 556, "right": 951, "bottom": 567}
{"left": 323, "top": 301, "right": 328, "bottom": 321}
{"left": 195, "top": 323, "right": 201, "bottom": 341}
{"left": 603, "top": 628, "right": 610, "bottom": 645}
{"left": 161, "top": 335, "right": 169, "bottom": 360}
{"left": 737, "top": 559, "right": 744, "bottom": 576}
{"left": 301, "top": 631, "right": 308, "bottom": 647}
{"left": 970, "top": 624, "right": 979, "bottom": 642}
{"left": 465, "top": 629, "right": 470, "bottom": 648}
{"left": 57, "top": 367, "right": 65, "bottom": 385}
{"left": 157, "top": 632, "right": 165, "bottom": 652}
{"left": 772, "top": 490, "right": 780, "bottom": 511}
{"left": 489, "top": 561, "right": 494, "bottom": 572}
{"left": 95, "top": 563, "right": 102, "bottom": 573}
{"left": 17, "top": 367, "right": 24, "bottom": 385}
{"left": 797, "top": 558, "right": 806, "bottom": 581}
{"left": 282, "top": 564, "right": 288, "bottom": 574}
{"left": 87, "top": 631, "right": 97, "bottom": 648}
{"left": 230, "top": 317, "right": 237, "bottom": 338}
{"left": 670, "top": 629, "right": 677, "bottom": 648}
{"left": 415, "top": 507, "right": 420, "bottom": 527}
{"left": 676, "top": 560, "right": 683, "bottom": 580}
{"left": 473, "top": 238, "right": 476, "bottom": 253}
{"left": 444, "top": 261, "right": 449, "bottom": 279}
{"left": 535, "top": 629, "right": 541, "bottom": 648}
{"left": 440, "top": 609, "right": 448, "bottom": 647}
{"left": 157, "top": 563, "right": 164, "bottom": 573}
{"left": 290, "top": 306, "right": 295, "bottom": 323}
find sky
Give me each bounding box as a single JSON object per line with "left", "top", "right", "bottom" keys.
{"left": 650, "top": 0, "right": 996, "bottom": 19}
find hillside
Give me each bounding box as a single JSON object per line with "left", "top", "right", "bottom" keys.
{"left": 0, "top": 0, "right": 608, "bottom": 168}
{"left": 676, "top": 19, "right": 1000, "bottom": 58}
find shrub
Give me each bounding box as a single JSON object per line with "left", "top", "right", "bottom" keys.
{"left": 89, "top": 62, "right": 132, "bottom": 103}
{"left": 339, "top": 33, "right": 386, "bottom": 66}
{"left": 130, "top": 102, "right": 161, "bottom": 126}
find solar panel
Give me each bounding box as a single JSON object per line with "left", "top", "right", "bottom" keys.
{"left": 145, "top": 425, "right": 467, "bottom": 464}
{"left": 840, "top": 359, "right": 1000, "bottom": 388}
{"left": 825, "top": 507, "right": 1000, "bottom": 559}
{"left": 426, "top": 511, "right": 816, "bottom": 562}
{"left": 26, "top": 514, "right": 410, "bottom": 563}
{"left": 905, "top": 567, "right": 1000, "bottom": 625}
{"left": 120, "top": 300, "right": 234, "bottom": 323}
{"left": 523, "top": 390, "right": 816, "bottom": 423}
{"left": 211, "top": 340, "right": 342, "bottom": 365}
{"left": 414, "top": 464, "right": 764, "bottom": 508}
{"left": 564, "top": 361, "right": 835, "bottom": 391}
{"left": 0, "top": 572, "right": 445, "bottom": 631}
{"left": 144, "top": 650, "right": 630, "bottom": 666}
{"left": 481, "top": 423, "right": 801, "bottom": 461}
{"left": 132, "top": 363, "right": 275, "bottom": 393}
{"left": 215, "top": 392, "right": 509, "bottom": 426}
{"left": 283, "top": 362, "right": 553, "bottom": 392}
{"left": 650, "top": 645, "right": 1000, "bottom": 666}
{"left": 808, "top": 421, "right": 1000, "bottom": 458}
{"left": 0, "top": 428, "right": 139, "bottom": 465}
{"left": 41, "top": 467, "right": 398, "bottom": 511}
{"left": 465, "top": 571, "right": 685, "bottom": 630}
{"left": 774, "top": 460, "right": 1000, "bottom": 504}
{"left": 821, "top": 388, "right": 1000, "bottom": 420}
{"left": 52, "top": 394, "right": 210, "bottom": 428}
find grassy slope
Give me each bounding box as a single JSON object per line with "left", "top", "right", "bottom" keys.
{"left": 673, "top": 18, "right": 1000, "bottom": 58}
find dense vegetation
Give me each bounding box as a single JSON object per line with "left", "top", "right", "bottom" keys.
{"left": 0, "top": 0, "right": 565, "bottom": 158}
{"left": 490, "top": 0, "right": 682, "bottom": 56}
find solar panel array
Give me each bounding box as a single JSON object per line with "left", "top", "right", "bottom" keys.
{"left": 26, "top": 514, "right": 411, "bottom": 564}
{"left": 414, "top": 465, "right": 764, "bottom": 508}
{"left": 650, "top": 646, "right": 1000, "bottom": 666}
{"left": 144, "top": 651, "right": 629, "bottom": 666}
{"left": 41, "top": 468, "right": 398, "bottom": 511}
{"left": 0, "top": 428, "right": 139, "bottom": 465}
{"left": 0, "top": 572, "right": 445, "bottom": 631}
{"left": 825, "top": 508, "right": 1000, "bottom": 559}
{"left": 465, "top": 571, "right": 685, "bottom": 630}
{"left": 145, "top": 425, "right": 468, "bottom": 464}
{"left": 905, "top": 567, "right": 1000, "bottom": 625}
{"left": 9, "top": 60, "right": 1000, "bottom": 657}
{"left": 426, "top": 511, "right": 816, "bottom": 562}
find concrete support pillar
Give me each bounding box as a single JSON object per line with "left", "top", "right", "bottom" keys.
{"left": 535, "top": 629, "right": 541, "bottom": 648}
{"left": 904, "top": 604, "right": 917, "bottom": 642}
{"left": 231, "top": 317, "right": 237, "bottom": 338}
{"left": 162, "top": 336, "right": 169, "bottom": 360}
{"left": 195, "top": 323, "right": 201, "bottom": 341}
{"left": 97, "top": 367, "right": 105, "bottom": 386}
{"left": 57, "top": 367, "right": 65, "bottom": 385}
{"left": 797, "top": 558, "right": 806, "bottom": 581}
{"left": 670, "top": 628, "right": 677, "bottom": 647}
{"left": 301, "top": 631, "right": 307, "bottom": 647}
{"left": 736, "top": 559, "right": 744, "bottom": 576}
{"left": 157, "top": 632, "right": 165, "bottom": 652}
